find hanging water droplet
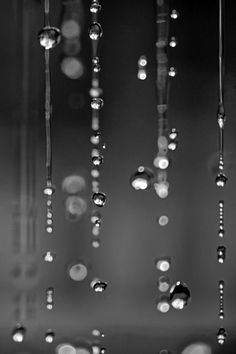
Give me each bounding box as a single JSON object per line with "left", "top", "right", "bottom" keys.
{"left": 169, "top": 128, "right": 178, "bottom": 140}
{"left": 215, "top": 172, "right": 227, "bottom": 187}
{"left": 168, "top": 67, "right": 177, "bottom": 77}
{"left": 130, "top": 166, "right": 154, "bottom": 190}
{"left": 153, "top": 154, "right": 169, "bottom": 169}
{"left": 156, "top": 295, "right": 170, "bottom": 313}
{"left": 158, "top": 215, "right": 169, "bottom": 226}
{"left": 89, "top": 22, "right": 103, "bottom": 40}
{"left": 158, "top": 276, "right": 170, "bottom": 292}
{"left": 138, "top": 55, "right": 147, "bottom": 67}
{"left": 169, "top": 36, "right": 177, "bottom": 47}
{"left": 43, "top": 251, "right": 56, "bottom": 263}
{"left": 91, "top": 238, "right": 101, "bottom": 248}
{"left": 168, "top": 141, "right": 177, "bottom": 151}
{"left": 38, "top": 26, "right": 61, "bottom": 49}
{"left": 92, "top": 192, "right": 106, "bottom": 207}
{"left": 46, "top": 225, "right": 53, "bottom": 234}
{"left": 154, "top": 182, "right": 169, "bottom": 199}
{"left": 90, "top": 1, "right": 102, "bottom": 14}
{"left": 155, "top": 257, "right": 171, "bottom": 272}
{"left": 90, "top": 278, "right": 107, "bottom": 292}
{"left": 43, "top": 184, "right": 55, "bottom": 196}
{"left": 217, "top": 246, "right": 226, "bottom": 263}
{"left": 170, "top": 9, "right": 179, "bottom": 19}
{"left": 137, "top": 68, "right": 147, "bottom": 80}
{"left": 217, "top": 327, "right": 226, "bottom": 345}
{"left": 12, "top": 324, "right": 26, "bottom": 343}
{"left": 92, "top": 155, "right": 104, "bottom": 166}
{"left": 91, "top": 97, "right": 104, "bottom": 110}
{"left": 169, "top": 281, "right": 191, "bottom": 310}
{"left": 45, "top": 330, "right": 55, "bottom": 343}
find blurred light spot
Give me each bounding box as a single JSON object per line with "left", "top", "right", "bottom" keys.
{"left": 76, "top": 349, "right": 91, "bottom": 354}
{"left": 92, "top": 329, "right": 101, "bottom": 336}
{"left": 181, "top": 343, "right": 212, "bottom": 354}
{"left": 156, "top": 295, "right": 170, "bottom": 313}
{"left": 158, "top": 215, "right": 169, "bottom": 226}
{"left": 65, "top": 196, "right": 87, "bottom": 221}
{"left": 62, "top": 19, "right": 81, "bottom": 39}
{"left": 155, "top": 257, "right": 171, "bottom": 272}
{"left": 61, "top": 57, "right": 84, "bottom": 79}
{"left": 92, "top": 346, "right": 100, "bottom": 354}
{"left": 56, "top": 343, "right": 77, "bottom": 354}
{"left": 68, "top": 262, "right": 88, "bottom": 281}
{"left": 62, "top": 175, "right": 86, "bottom": 194}
{"left": 154, "top": 182, "right": 169, "bottom": 199}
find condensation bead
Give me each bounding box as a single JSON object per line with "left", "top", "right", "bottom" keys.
{"left": 89, "top": 22, "right": 103, "bottom": 40}
{"left": 91, "top": 169, "right": 100, "bottom": 178}
{"left": 91, "top": 97, "right": 104, "bottom": 110}
{"left": 12, "top": 325, "right": 26, "bottom": 343}
{"left": 90, "top": 131, "right": 101, "bottom": 144}
{"left": 153, "top": 154, "right": 169, "bottom": 169}
{"left": 156, "top": 295, "right": 170, "bottom": 313}
{"left": 169, "top": 36, "right": 177, "bottom": 47}
{"left": 155, "top": 257, "right": 171, "bottom": 272}
{"left": 91, "top": 238, "right": 101, "bottom": 248}
{"left": 38, "top": 26, "right": 61, "bottom": 49}
{"left": 169, "top": 281, "right": 191, "bottom": 310}
{"left": 137, "top": 69, "right": 147, "bottom": 80}
{"left": 168, "top": 141, "right": 177, "bottom": 151}
{"left": 43, "top": 251, "right": 56, "bottom": 263}
{"left": 170, "top": 9, "right": 179, "bottom": 19}
{"left": 217, "top": 327, "right": 226, "bottom": 345}
{"left": 158, "top": 276, "right": 170, "bottom": 292}
{"left": 154, "top": 182, "right": 169, "bottom": 199}
{"left": 169, "top": 128, "right": 178, "bottom": 140}
{"left": 130, "top": 166, "right": 154, "bottom": 191}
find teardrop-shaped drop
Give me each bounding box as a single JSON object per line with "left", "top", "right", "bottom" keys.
{"left": 169, "top": 281, "right": 191, "bottom": 310}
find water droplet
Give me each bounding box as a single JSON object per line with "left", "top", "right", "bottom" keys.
{"left": 91, "top": 210, "right": 102, "bottom": 224}
{"left": 169, "top": 36, "right": 177, "bottom": 47}
{"left": 153, "top": 154, "right": 169, "bottom": 169}
{"left": 217, "top": 246, "right": 226, "bottom": 263}
{"left": 156, "top": 295, "right": 170, "bottom": 313}
{"left": 46, "top": 287, "right": 54, "bottom": 310}
{"left": 138, "top": 55, "right": 147, "bottom": 67}
{"left": 137, "top": 69, "right": 147, "bottom": 80}
{"left": 90, "top": 131, "right": 101, "bottom": 144}
{"left": 38, "top": 26, "right": 61, "bottom": 49}
{"left": 215, "top": 173, "right": 227, "bottom": 187}
{"left": 12, "top": 324, "right": 26, "bottom": 342}
{"left": 92, "top": 225, "right": 100, "bottom": 236}
{"left": 89, "top": 22, "right": 103, "bottom": 40}
{"left": 91, "top": 238, "right": 101, "bottom": 248}
{"left": 158, "top": 276, "right": 170, "bottom": 292}
{"left": 92, "top": 155, "right": 104, "bottom": 166}
{"left": 91, "top": 97, "right": 104, "bottom": 110}
{"left": 155, "top": 257, "right": 171, "bottom": 272}
{"left": 168, "top": 67, "right": 177, "bottom": 77}
{"left": 56, "top": 343, "right": 77, "bottom": 354}
{"left": 217, "top": 327, "right": 226, "bottom": 345}
{"left": 158, "top": 215, "right": 169, "bottom": 226}
{"left": 154, "top": 182, "right": 169, "bottom": 199}
{"left": 169, "top": 128, "right": 178, "bottom": 140}
{"left": 46, "top": 225, "right": 53, "bottom": 234}
{"left": 68, "top": 262, "right": 88, "bottom": 281}
{"left": 65, "top": 196, "right": 87, "bottom": 219}
{"left": 130, "top": 166, "right": 154, "bottom": 190}
{"left": 92, "top": 329, "right": 101, "bottom": 336}
{"left": 92, "top": 192, "right": 106, "bottom": 207}
{"left": 43, "top": 184, "right": 55, "bottom": 196}
{"left": 170, "top": 281, "right": 191, "bottom": 310}
{"left": 90, "top": 87, "right": 103, "bottom": 97}
{"left": 100, "top": 348, "right": 106, "bottom": 354}
{"left": 168, "top": 141, "right": 177, "bottom": 151}
{"left": 43, "top": 251, "right": 56, "bottom": 263}
{"left": 90, "top": 278, "right": 107, "bottom": 292}
{"left": 92, "top": 346, "right": 100, "bottom": 354}
{"left": 170, "top": 9, "right": 179, "bottom": 19}
{"left": 46, "top": 303, "right": 54, "bottom": 310}
{"left": 91, "top": 169, "right": 100, "bottom": 178}
{"left": 45, "top": 330, "right": 55, "bottom": 343}
{"left": 90, "top": 1, "right": 102, "bottom": 13}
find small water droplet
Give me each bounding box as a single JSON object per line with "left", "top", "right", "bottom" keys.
{"left": 159, "top": 350, "right": 170, "bottom": 354}
{"left": 92, "top": 155, "right": 104, "bottom": 166}
{"left": 158, "top": 215, "right": 169, "bottom": 226}
{"left": 38, "top": 26, "right": 61, "bottom": 49}
{"left": 158, "top": 276, "right": 170, "bottom": 292}
{"left": 46, "top": 287, "right": 54, "bottom": 310}
{"left": 12, "top": 324, "right": 26, "bottom": 343}
{"left": 138, "top": 55, "right": 147, "bottom": 67}
{"left": 43, "top": 251, "right": 56, "bottom": 263}
{"left": 217, "top": 246, "right": 226, "bottom": 263}
{"left": 169, "top": 36, "right": 177, "bottom": 47}
{"left": 91, "top": 97, "right": 104, "bottom": 110}
{"left": 100, "top": 348, "right": 106, "bottom": 354}
{"left": 168, "top": 141, "right": 177, "bottom": 151}
{"left": 91, "top": 169, "right": 100, "bottom": 178}
{"left": 155, "top": 257, "right": 171, "bottom": 272}
{"left": 90, "top": 1, "right": 102, "bottom": 14}
{"left": 217, "top": 327, "right": 226, "bottom": 345}
{"left": 169, "top": 281, "right": 191, "bottom": 310}
{"left": 137, "top": 68, "right": 147, "bottom": 80}
{"left": 43, "top": 184, "right": 55, "bottom": 196}
{"left": 130, "top": 166, "right": 154, "bottom": 190}
{"left": 90, "top": 278, "right": 107, "bottom": 292}
{"left": 215, "top": 173, "right": 227, "bottom": 187}
{"left": 45, "top": 330, "right": 55, "bottom": 343}
{"left": 168, "top": 67, "right": 177, "bottom": 77}
{"left": 91, "top": 238, "right": 101, "bottom": 248}
{"left": 89, "top": 22, "right": 103, "bottom": 40}
{"left": 153, "top": 154, "right": 169, "bottom": 169}
{"left": 169, "top": 128, "right": 178, "bottom": 140}
{"left": 46, "top": 225, "right": 53, "bottom": 234}
{"left": 170, "top": 9, "right": 179, "bottom": 19}
{"left": 156, "top": 295, "right": 170, "bottom": 313}
{"left": 92, "top": 56, "right": 101, "bottom": 72}
{"left": 92, "top": 192, "right": 106, "bottom": 207}
{"left": 154, "top": 182, "right": 169, "bottom": 199}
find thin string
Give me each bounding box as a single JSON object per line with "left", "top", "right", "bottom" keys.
{"left": 44, "top": 0, "right": 50, "bottom": 27}
{"left": 44, "top": 49, "right": 52, "bottom": 183}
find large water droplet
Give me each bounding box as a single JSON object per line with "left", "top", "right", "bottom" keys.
{"left": 130, "top": 166, "right": 154, "bottom": 190}
{"left": 45, "top": 330, "right": 55, "bottom": 343}
{"left": 217, "top": 246, "right": 226, "bottom": 263}
{"left": 92, "top": 192, "right": 106, "bottom": 207}
{"left": 215, "top": 172, "right": 227, "bottom": 187}
{"left": 169, "top": 281, "right": 191, "bottom": 310}
{"left": 12, "top": 324, "right": 26, "bottom": 342}
{"left": 92, "top": 155, "right": 104, "bottom": 166}
{"left": 90, "top": 278, "right": 107, "bottom": 292}
{"left": 170, "top": 9, "right": 179, "bottom": 19}
{"left": 38, "top": 26, "right": 61, "bottom": 49}
{"left": 90, "top": 1, "right": 102, "bottom": 13}
{"left": 217, "top": 327, "right": 226, "bottom": 345}
{"left": 89, "top": 22, "right": 103, "bottom": 40}
{"left": 91, "top": 97, "right": 104, "bottom": 110}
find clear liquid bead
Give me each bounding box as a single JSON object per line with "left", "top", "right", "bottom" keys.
{"left": 168, "top": 67, "right": 177, "bottom": 77}
{"left": 92, "top": 192, "right": 106, "bottom": 207}
{"left": 91, "top": 98, "right": 104, "bottom": 110}
{"left": 217, "top": 327, "right": 226, "bottom": 345}
{"left": 169, "top": 36, "right": 177, "bottom": 47}
{"left": 90, "top": 1, "right": 102, "bottom": 13}
{"left": 215, "top": 172, "right": 227, "bottom": 187}
{"left": 92, "top": 155, "right": 104, "bottom": 166}
{"left": 92, "top": 57, "right": 101, "bottom": 72}
{"left": 170, "top": 9, "right": 179, "bottom": 19}
{"left": 169, "top": 281, "right": 191, "bottom": 310}
{"left": 130, "top": 166, "right": 154, "bottom": 190}
{"left": 89, "top": 22, "right": 103, "bottom": 40}
{"left": 90, "top": 278, "right": 107, "bottom": 292}
{"left": 45, "top": 330, "right": 55, "bottom": 343}
{"left": 43, "top": 251, "right": 56, "bottom": 263}
{"left": 38, "top": 27, "right": 61, "bottom": 49}
{"left": 12, "top": 324, "right": 26, "bottom": 343}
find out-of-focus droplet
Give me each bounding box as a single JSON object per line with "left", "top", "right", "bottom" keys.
{"left": 92, "top": 225, "right": 100, "bottom": 236}
{"left": 43, "top": 251, "right": 56, "bottom": 263}
{"left": 158, "top": 135, "right": 168, "bottom": 151}
{"left": 65, "top": 196, "right": 87, "bottom": 220}
{"left": 91, "top": 98, "right": 104, "bottom": 110}
{"left": 38, "top": 26, "right": 61, "bottom": 49}
{"left": 68, "top": 262, "right": 88, "bottom": 281}
{"left": 217, "top": 246, "right": 226, "bottom": 263}
{"left": 92, "top": 346, "right": 100, "bottom": 354}
{"left": 89, "top": 22, "right": 103, "bottom": 40}
{"left": 217, "top": 327, "right": 226, "bottom": 345}
{"left": 92, "top": 155, "right": 104, "bottom": 166}
{"left": 156, "top": 295, "right": 170, "bottom": 313}
{"left": 181, "top": 343, "right": 212, "bottom": 354}
{"left": 56, "top": 343, "right": 77, "bottom": 354}
{"left": 154, "top": 182, "right": 169, "bottom": 199}
{"left": 158, "top": 276, "right": 170, "bottom": 292}
{"left": 12, "top": 324, "right": 26, "bottom": 343}
{"left": 168, "top": 67, "right": 177, "bottom": 77}
{"left": 91, "top": 169, "right": 100, "bottom": 178}
{"left": 158, "top": 215, "right": 169, "bottom": 226}
{"left": 45, "top": 330, "right": 55, "bottom": 343}
{"left": 100, "top": 348, "right": 106, "bottom": 354}
{"left": 91, "top": 238, "right": 101, "bottom": 248}
{"left": 169, "top": 36, "right": 177, "bottom": 47}
{"left": 61, "top": 57, "right": 84, "bottom": 79}
{"left": 62, "top": 175, "right": 86, "bottom": 194}
{"left": 170, "top": 281, "right": 191, "bottom": 310}
{"left": 92, "top": 192, "right": 106, "bottom": 207}
{"left": 215, "top": 173, "right": 227, "bottom": 187}
{"left": 155, "top": 257, "right": 171, "bottom": 272}
{"left": 90, "top": 278, "right": 107, "bottom": 292}
{"left": 90, "top": 1, "right": 102, "bottom": 14}
{"left": 137, "top": 69, "right": 147, "bottom": 80}
{"left": 91, "top": 211, "right": 101, "bottom": 224}
{"left": 170, "top": 9, "right": 179, "bottom": 19}
{"left": 153, "top": 154, "right": 169, "bottom": 169}
{"left": 92, "top": 329, "right": 101, "bottom": 337}
{"left": 130, "top": 166, "right": 154, "bottom": 190}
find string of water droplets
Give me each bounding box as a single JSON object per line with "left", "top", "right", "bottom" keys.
{"left": 38, "top": 0, "right": 60, "bottom": 344}
{"left": 89, "top": 0, "right": 106, "bottom": 249}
